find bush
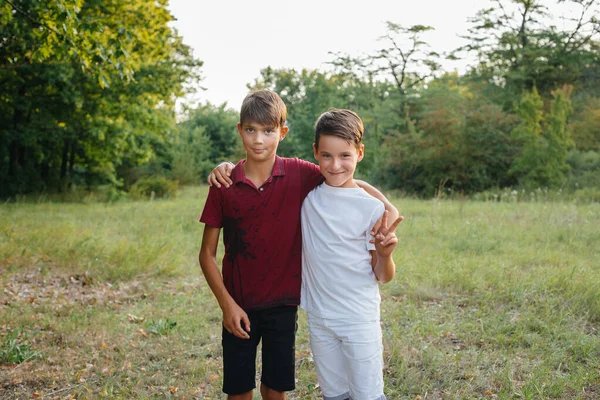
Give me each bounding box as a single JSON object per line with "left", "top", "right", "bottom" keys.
{"left": 129, "top": 176, "right": 178, "bottom": 200}
{"left": 566, "top": 149, "right": 600, "bottom": 190}
{"left": 572, "top": 187, "right": 600, "bottom": 203}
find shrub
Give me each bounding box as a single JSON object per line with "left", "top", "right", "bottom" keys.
{"left": 129, "top": 176, "right": 178, "bottom": 200}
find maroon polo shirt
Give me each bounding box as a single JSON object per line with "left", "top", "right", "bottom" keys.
{"left": 200, "top": 156, "right": 323, "bottom": 311}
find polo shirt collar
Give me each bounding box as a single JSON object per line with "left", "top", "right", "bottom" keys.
{"left": 231, "top": 156, "right": 285, "bottom": 184}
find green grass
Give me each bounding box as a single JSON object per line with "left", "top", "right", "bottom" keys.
{"left": 1, "top": 186, "right": 599, "bottom": 399}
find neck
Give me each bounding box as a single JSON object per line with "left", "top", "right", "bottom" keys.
{"left": 325, "top": 178, "right": 359, "bottom": 189}
{"left": 243, "top": 156, "right": 276, "bottom": 187}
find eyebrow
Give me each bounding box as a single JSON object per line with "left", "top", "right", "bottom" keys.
{"left": 245, "top": 123, "right": 275, "bottom": 130}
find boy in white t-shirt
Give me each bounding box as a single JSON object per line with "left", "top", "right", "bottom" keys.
{"left": 301, "top": 109, "right": 403, "bottom": 400}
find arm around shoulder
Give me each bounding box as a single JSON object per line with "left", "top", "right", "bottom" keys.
{"left": 355, "top": 180, "right": 399, "bottom": 222}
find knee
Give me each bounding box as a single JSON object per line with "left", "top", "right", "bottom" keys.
{"left": 228, "top": 391, "right": 253, "bottom": 400}
{"left": 262, "top": 386, "right": 285, "bottom": 400}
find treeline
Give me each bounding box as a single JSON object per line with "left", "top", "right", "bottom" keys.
{"left": 2, "top": 0, "right": 599, "bottom": 198}
{"left": 0, "top": 0, "right": 200, "bottom": 197}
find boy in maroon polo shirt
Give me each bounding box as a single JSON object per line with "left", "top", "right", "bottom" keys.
{"left": 199, "top": 90, "right": 398, "bottom": 400}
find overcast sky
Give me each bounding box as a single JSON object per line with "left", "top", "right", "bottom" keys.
{"left": 166, "top": 0, "right": 499, "bottom": 109}
{"left": 167, "top": 0, "right": 589, "bottom": 110}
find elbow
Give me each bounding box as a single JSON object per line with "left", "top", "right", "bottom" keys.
{"left": 378, "top": 273, "right": 394, "bottom": 285}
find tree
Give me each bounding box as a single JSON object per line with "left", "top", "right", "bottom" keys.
{"left": 382, "top": 73, "right": 517, "bottom": 194}
{"left": 509, "top": 86, "right": 574, "bottom": 187}
{"left": 173, "top": 103, "right": 240, "bottom": 181}
{"left": 0, "top": 0, "right": 202, "bottom": 196}
{"left": 456, "top": 0, "right": 600, "bottom": 102}
{"left": 569, "top": 97, "right": 600, "bottom": 151}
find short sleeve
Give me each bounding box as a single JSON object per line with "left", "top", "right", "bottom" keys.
{"left": 366, "top": 201, "right": 385, "bottom": 251}
{"left": 199, "top": 185, "right": 224, "bottom": 228}
{"left": 297, "top": 158, "right": 324, "bottom": 199}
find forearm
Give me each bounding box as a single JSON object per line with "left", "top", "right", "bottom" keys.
{"left": 199, "top": 251, "right": 236, "bottom": 310}
{"left": 373, "top": 253, "right": 395, "bottom": 284}
{"left": 355, "top": 180, "right": 399, "bottom": 221}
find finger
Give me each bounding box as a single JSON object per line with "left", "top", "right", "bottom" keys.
{"left": 241, "top": 315, "right": 251, "bottom": 333}
{"left": 381, "top": 209, "right": 389, "bottom": 231}
{"left": 216, "top": 169, "right": 232, "bottom": 188}
{"left": 232, "top": 319, "right": 249, "bottom": 339}
{"left": 208, "top": 173, "right": 221, "bottom": 188}
{"left": 225, "top": 163, "right": 234, "bottom": 177}
{"left": 382, "top": 234, "right": 398, "bottom": 247}
{"left": 371, "top": 215, "right": 383, "bottom": 236}
{"left": 220, "top": 168, "right": 233, "bottom": 186}
{"left": 213, "top": 170, "right": 227, "bottom": 188}
{"left": 389, "top": 216, "right": 404, "bottom": 232}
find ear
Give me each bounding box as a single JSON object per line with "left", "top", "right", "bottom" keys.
{"left": 357, "top": 144, "right": 365, "bottom": 162}
{"left": 237, "top": 123, "right": 243, "bottom": 136}
{"left": 279, "top": 126, "right": 289, "bottom": 141}
{"left": 313, "top": 143, "right": 318, "bottom": 159}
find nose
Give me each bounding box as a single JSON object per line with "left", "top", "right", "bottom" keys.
{"left": 332, "top": 158, "right": 341, "bottom": 170}
{"left": 253, "top": 131, "right": 265, "bottom": 144}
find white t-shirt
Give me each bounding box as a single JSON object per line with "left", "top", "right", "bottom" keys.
{"left": 300, "top": 183, "right": 385, "bottom": 320}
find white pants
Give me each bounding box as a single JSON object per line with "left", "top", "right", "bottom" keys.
{"left": 307, "top": 314, "right": 386, "bottom": 400}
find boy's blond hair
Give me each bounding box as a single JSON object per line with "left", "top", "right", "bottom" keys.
{"left": 240, "top": 90, "right": 287, "bottom": 128}
{"left": 314, "top": 109, "right": 364, "bottom": 150}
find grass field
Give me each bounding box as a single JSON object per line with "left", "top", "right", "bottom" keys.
{"left": 1, "top": 186, "right": 599, "bottom": 399}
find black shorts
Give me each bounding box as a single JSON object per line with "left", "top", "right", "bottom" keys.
{"left": 222, "top": 305, "right": 298, "bottom": 395}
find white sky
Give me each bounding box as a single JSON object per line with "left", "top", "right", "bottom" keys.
{"left": 167, "top": 0, "right": 496, "bottom": 110}
{"left": 165, "top": 0, "right": 600, "bottom": 111}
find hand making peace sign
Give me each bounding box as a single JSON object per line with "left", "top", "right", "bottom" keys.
{"left": 371, "top": 210, "right": 404, "bottom": 257}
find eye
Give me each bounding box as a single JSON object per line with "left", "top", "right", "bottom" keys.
{"left": 321, "top": 154, "right": 331, "bottom": 159}
{"left": 246, "top": 127, "right": 254, "bottom": 133}
{"left": 265, "top": 129, "right": 274, "bottom": 135}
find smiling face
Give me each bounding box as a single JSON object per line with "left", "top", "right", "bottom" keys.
{"left": 313, "top": 134, "right": 364, "bottom": 188}
{"left": 237, "top": 121, "right": 288, "bottom": 163}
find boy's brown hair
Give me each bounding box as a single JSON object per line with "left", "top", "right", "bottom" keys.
{"left": 240, "top": 90, "right": 287, "bottom": 128}
{"left": 314, "top": 108, "right": 364, "bottom": 150}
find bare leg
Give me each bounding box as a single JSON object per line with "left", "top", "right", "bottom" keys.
{"left": 228, "top": 391, "right": 253, "bottom": 400}
{"left": 260, "top": 383, "right": 286, "bottom": 400}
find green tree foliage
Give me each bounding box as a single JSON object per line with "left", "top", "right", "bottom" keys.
{"left": 382, "top": 74, "right": 517, "bottom": 194}
{"left": 2, "top": 2, "right": 597, "bottom": 198}
{"left": 570, "top": 97, "right": 600, "bottom": 151}
{"left": 178, "top": 103, "right": 239, "bottom": 162}
{"left": 171, "top": 103, "right": 239, "bottom": 184}
{"left": 0, "top": 0, "right": 202, "bottom": 197}
{"left": 457, "top": 0, "right": 600, "bottom": 103}
{"left": 566, "top": 149, "right": 600, "bottom": 189}
{"left": 510, "top": 86, "right": 574, "bottom": 188}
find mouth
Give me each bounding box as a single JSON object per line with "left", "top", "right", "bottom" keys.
{"left": 252, "top": 148, "right": 266, "bottom": 153}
